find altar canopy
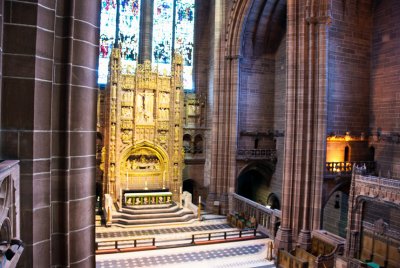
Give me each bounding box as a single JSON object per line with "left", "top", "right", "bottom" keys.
{"left": 100, "top": 48, "right": 184, "bottom": 202}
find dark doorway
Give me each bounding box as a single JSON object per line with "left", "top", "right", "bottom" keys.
{"left": 183, "top": 179, "right": 195, "bottom": 196}
{"left": 236, "top": 163, "right": 275, "bottom": 206}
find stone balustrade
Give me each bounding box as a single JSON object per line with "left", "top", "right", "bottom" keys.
{"left": 236, "top": 149, "right": 277, "bottom": 161}
{"left": 325, "top": 161, "right": 376, "bottom": 177}
{"left": 231, "top": 193, "right": 281, "bottom": 238}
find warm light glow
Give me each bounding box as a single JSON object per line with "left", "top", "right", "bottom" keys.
{"left": 327, "top": 135, "right": 359, "bottom": 142}
{"left": 326, "top": 142, "right": 346, "bottom": 162}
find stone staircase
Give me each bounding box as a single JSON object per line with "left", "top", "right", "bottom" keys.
{"left": 111, "top": 202, "right": 196, "bottom": 226}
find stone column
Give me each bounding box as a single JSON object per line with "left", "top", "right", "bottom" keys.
{"left": 1, "top": 0, "right": 99, "bottom": 266}
{"left": 0, "top": 0, "right": 3, "bottom": 126}
{"left": 207, "top": 0, "right": 254, "bottom": 215}
{"left": 138, "top": 0, "right": 154, "bottom": 64}
{"left": 275, "top": 0, "right": 330, "bottom": 251}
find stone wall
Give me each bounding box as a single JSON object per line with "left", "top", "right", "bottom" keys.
{"left": 327, "top": 0, "right": 373, "bottom": 136}
{"left": 239, "top": 56, "right": 275, "bottom": 149}
{"left": 272, "top": 34, "right": 287, "bottom": 203}
{"left": 370, "top": 0, "right": 400, "bottom": 178}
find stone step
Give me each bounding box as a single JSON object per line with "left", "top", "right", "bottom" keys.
{"left": 112, "top": 213, "right": 197, "bottom": 225}
{"left": 124, "top": 203, "right": 174, "bottom": 210}
{"left": 114, "top": 209, "right": 194, "bottom": 220}
{"left": 111, "top": 202, "right": 196, "bottom": 226}
{"left": 121, "top": 205, "right": 180, "bottom": 215}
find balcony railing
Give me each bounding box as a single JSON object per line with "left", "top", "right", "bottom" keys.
{"left": 236, "top": 149, "right": 277, "bottom": 161}
{"left": 325, "top": 161, "right": 375, "bottom": 177}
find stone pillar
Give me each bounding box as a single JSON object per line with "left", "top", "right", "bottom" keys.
{"left": 0, "top": 0, "right": 99, "bottom": 266}
{"left": 0, "top": 0, "right": 3, "bottom": 126}
{"left": 138, "top": 0, "right": 154, "bottom": 64}
{"left": 275, "top": 0, "right": 330, "bottom": 251}
{"left": 207, "top": 0, "right": 255, "bottom": 216}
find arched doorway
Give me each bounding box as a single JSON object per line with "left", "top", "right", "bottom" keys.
{"left": 322, "top": 190, "right": 349, "bottom": 238}
{"left": 236, "top": 163, "right": 276, "bottom": 206}
{"left": 182, "top": 179, "right": 195, "bottom": 196}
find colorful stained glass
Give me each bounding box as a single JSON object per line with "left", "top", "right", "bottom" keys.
{"left": 119, "top": 0, "right": 141, "bottom": 74}
{"left": 98, "top": 0, "right": 118, "bottom": 85}
{"left": 152, "top": 0, "right": 174, "bottom": 75}
{"left": 99, "top": 0, "right": 195, "bottom": 90}
{"left": 175, "top": 0, "right": 194, "bottom": 90}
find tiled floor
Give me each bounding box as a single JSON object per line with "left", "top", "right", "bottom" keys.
{"left": 96, "top": 214, "right": 274, "bottom": 267}
{"left": 96, "top": 238, "right": 276, "bottom": 268}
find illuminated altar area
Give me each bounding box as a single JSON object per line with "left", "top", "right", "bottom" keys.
{"left": 100, "top": 48, "right": 184, "bottom": 204}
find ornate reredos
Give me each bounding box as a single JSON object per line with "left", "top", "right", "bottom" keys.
{"left": 102, "top": 49, "right": 184, "bottom": 201}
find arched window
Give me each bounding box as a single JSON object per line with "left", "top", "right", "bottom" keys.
{"left": 98, "top": 0, "right": 119, "bottom": 85}
{"left": 98, "top": 0, "right": 195, "bottom": 91}
{"left": 344, "top": 146, "right": 350, "bottom": 162}
{"left": 119, "top": 0, "right": 141, "bottom": 73}
{"left": 153, "top": 0, "right": 174, "bottom": 74}
{"left": 194, "top": 134, "right": 203, "bottom": 154}
{"left": 175, "top": 0, "right": 195, "bottom": 90}
{"left": 183, "top": 134, "right": 192, "bottom": 153}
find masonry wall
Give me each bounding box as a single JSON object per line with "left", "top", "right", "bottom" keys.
{"left": 0, "top": 1, "right": 99, "bottom": 266}
{"left": 369, "top": 0, "right": 400, "bottom": 178}
{"left": 271, "top": 34, "right": 286, "bottom": 203}
{"left": 327, "top": 0, "right": 373, "bottom": 136}
{"left": 238, "top": 56, "right": 276, "bottom": 149}
{"left": 194, "top": 0, "right": 211, "bottom": 98}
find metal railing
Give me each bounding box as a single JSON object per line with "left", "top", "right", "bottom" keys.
{"left": 96, "top": 237, "right": 156, "bottom": 254}
{"left": 191, "top": 229, "right": 259, "bottom": 244}
{"left": 96, "top": 228, "right": 262, "bottom": 254}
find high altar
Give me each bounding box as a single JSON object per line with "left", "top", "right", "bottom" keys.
{"left": 100, "top": 48, "right": 184, "bottom": 203}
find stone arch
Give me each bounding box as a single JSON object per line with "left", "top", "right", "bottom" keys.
{"left": 322, "top": 190, "right": 349, "bottom": 238}
{"left": 194, "top": 134, "right": 203, "bottom": 154}
{"left": 0, "top": 217, "right": 11, "bottom": 243}
{"left": 183, "top": 134, "right": 192, "bottom": 153}
{"left": 266, "top": 192, "right": 280, "bottom": 210}
{"left": 236, "top": 162, "right": 275, "bottom": 205}
{"left": 119, "top": 140, "right": 170, "bottom": 190}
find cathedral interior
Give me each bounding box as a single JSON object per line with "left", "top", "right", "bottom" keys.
{"left": 0, "top": 0, "right": 399, "bottom": 267}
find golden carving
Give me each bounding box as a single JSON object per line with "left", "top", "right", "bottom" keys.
{"left": 121, "top": 130, "right": 132, "bottom": 143}
{"left": 126, "top": 155, "right": 160, "bottom": 171}
{"left": 136, "top": 91, "right": 154, "bottom": 124}
{"left": 101, "top": 50, "right": 184, "bottom": 202}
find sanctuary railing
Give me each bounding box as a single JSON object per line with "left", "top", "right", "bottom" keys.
{"left": 95, "top": 228, "right": 266, "bottom": 254}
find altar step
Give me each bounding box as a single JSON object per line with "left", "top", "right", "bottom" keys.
{"left": 121, "top": 203, "right": 180, "bottom": 214}
{"left": 112, "top": 203, "right": 196, "bottom": 226}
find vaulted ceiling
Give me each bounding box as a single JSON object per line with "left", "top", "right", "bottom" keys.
{"left": 242, "top": 0, "right": 287, "bottom": 57}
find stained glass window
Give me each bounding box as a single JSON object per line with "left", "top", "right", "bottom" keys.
{"left": 175, "top": 0, "right": 194, "bottom": 91}
{"left": 119, "top": 0, "right": 141, "bottom": 74}
{"left": 98, "top": 0, "right": 195, "bottom": 91}
{"left": 98, "top": 0, "right": 118, "bottom": 85}
{"left": 152, "top": 0, "right": 174, "bottom": 75}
